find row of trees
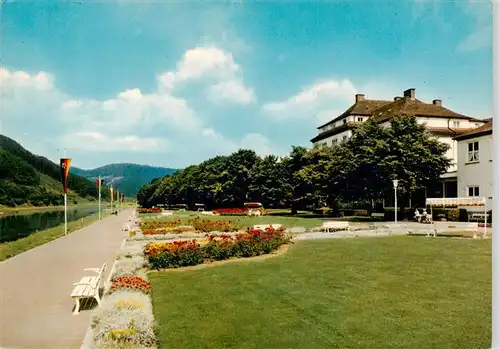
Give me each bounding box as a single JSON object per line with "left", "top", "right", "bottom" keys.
{"left": 137, "top": 116, "right": 451, "bottom": 212}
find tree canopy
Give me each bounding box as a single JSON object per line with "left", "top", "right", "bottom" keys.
{"left": 137, "top": 116, "right": 451, "bottom": 211}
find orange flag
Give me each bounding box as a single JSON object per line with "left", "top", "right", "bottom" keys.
{"left": 60, "top": 158, "right": 72, "bottom": 194}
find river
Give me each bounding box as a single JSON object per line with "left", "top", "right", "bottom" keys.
{"left": 0, "top": 206, "right": 103, "bottom": 243}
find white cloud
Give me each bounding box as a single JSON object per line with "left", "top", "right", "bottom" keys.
{"left": 157, "top": 47, "right": 242, "bottom": 91}
{"left": 206, "top": 80, "right": 256, "bottom": 105}
{"left": 61, "top": 132, "right": 170, "bottom": 152}
{"left": 262, "top": 79, "right": 357, "bottom": 123}
{"left": 156, "top": 47, "right": 254, "bottom": 106}
{"left": 0, "top": 46, "right": 271, "bottom": 168}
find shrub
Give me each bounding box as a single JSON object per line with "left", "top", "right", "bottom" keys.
{"left": 110, "top": 276, "right": 152, "bottom": 295}
{"left": 91, "top": 291, "right": 156, "bottom": 349}
{"left": 144, "top": 240, "right": 204, "bottom": 269}
{"left": 447, "top": 209, "right": 460, "bottom": 222}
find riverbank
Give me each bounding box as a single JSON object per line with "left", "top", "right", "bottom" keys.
{"left": 0, "top": 210, "right": 112, "bottom": 262}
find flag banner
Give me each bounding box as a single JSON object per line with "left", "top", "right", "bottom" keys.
{"left": 110, "top": 187, "right": 114, "bottom": 201}
{"left": 60, "top": 158, "right": 72, "bottom": 194}
{"left": 96, "top": 178, "right": 102, "bottom": 189}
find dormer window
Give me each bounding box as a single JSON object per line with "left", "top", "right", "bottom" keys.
{"left": 357, "top": 117, "right": 363, "bottom": 122}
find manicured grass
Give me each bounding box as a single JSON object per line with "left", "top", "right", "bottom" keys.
{"left": 150, "top": 236, "right": 491, "bottom": 349}
{"left": 0, "top": 211, "right": 110, "bottom": 261}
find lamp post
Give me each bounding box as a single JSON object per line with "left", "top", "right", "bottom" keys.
{"left": 392, "top": 179, "right": 399, "bottom": 223}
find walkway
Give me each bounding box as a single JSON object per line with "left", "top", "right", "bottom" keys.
{"left": 0, "top": 208, "right": 133, "bottom": 349}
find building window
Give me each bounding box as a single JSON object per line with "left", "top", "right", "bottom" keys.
{"left": 342, "top": 135, "right": 347, "bottom": 142}
{"left": 343, "top": 119, "right": 347, "bottom": 124}
{"left": 467, "top": 141, "right": 479, "bottom": 162}
{"left": 357, "top": 117, "right": 363, "bottom": 122}
{"left": 453, "top": 121, "right": 460, "bottom": 128}
{"left": 468, "top": 186, "right": 480, "bottom": 197}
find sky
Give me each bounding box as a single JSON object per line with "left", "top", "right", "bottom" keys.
{"left": 0, "top": 0, "right": 493, "bottom": 169}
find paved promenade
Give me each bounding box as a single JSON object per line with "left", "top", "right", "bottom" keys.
{"left": 0, "top": 208, "right": 132, "bottom": 349}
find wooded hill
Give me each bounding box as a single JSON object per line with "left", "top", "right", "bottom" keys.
{"left": 0, "top": 135, "right": 109, "bottom": 207}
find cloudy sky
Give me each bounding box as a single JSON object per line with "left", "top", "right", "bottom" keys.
{"left": 0, "top": 1, "right": 493, "bottom": 169}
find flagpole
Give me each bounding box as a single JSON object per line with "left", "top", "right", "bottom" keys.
{"left": 64, "top": 192, "right": 68, "bottom": 235}
{"left": 117, "top": 189, "right": 120, "bottom": 213}
{"left": 98, "top": 176, "right": 101, "bottom": 220}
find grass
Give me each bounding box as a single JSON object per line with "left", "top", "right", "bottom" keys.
{"left": 150, "top": 236, "right": 491, "bottom": 349}
{"left": 0, "top": 211, "right": 110, "bottom": 262}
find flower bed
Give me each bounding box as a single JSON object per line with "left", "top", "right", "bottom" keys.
{"left": 91, "top": 291, "right": 156, "bottom": 349}
{"left": 144, "top": 227, "right": 292, "bottom": 269}
{"left": 188, "top": 218, "right": 240, "bottom": 232}
{"left": 212, "top": 208, "right": 248, "bottom": 216}
{"left": 89, "top": 233, "right": 156, "bottom": 349}
{"left": 140, "top": 220, "right": 182, "bottom": 230}
{"left": 137, "top": 208, "right": 162, "bottom": 214}
{"left": 142, "top": 226, "right": 195, "bottom": 235}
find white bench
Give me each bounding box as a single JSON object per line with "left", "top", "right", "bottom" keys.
{"left": 201, "top": 211, "right": 215, "bottom": 216}
{"left": 321, "top": 221, "right": 350, "bottom": 233}
{"left": 470, "top": 212, "right": 487, "bottom": 221}
{"left": 371, "top": 213, "right": 385, "bottom": 219}
{"left": 430, "top": 222, "right": 479, "bottom": 238}
{"left": 70, "top": 263, "right": 106, "bottom": 315}
{"left": 161, "top": 211, "right": 174, "bottom": 216}
{"left": 253, "top": 224, "right": 282, "bottom": 231}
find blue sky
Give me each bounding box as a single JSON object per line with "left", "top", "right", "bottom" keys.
{"left": 0, "top": 0, "right": 493, "bottom": 169}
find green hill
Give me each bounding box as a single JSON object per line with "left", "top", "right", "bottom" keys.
{"left": 71, "top": 163, "right": 178, "bottom": 198}
{"left": 0, "top": 135, "right": 109, "bottom": 207}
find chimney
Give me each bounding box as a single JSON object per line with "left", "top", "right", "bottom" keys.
{"left": 433, "top": 99, "right": 442, "bottom": 106}
{"left": 355, "top": 94, "right": 365, "bottom": 103}
{"left": 394, "top": 96, "right": 403, "bottom": 101}
{"left": 403, "top": 88, "right": 416, "bottom": 100}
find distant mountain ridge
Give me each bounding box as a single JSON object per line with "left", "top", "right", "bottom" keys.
{"left": 71, "top": 163, "right": 178, "bottom": 197}
{"left": 0, "top": 135, "right": 106, "bottom": 207}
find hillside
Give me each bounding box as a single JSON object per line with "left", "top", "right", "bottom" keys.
{"left": 0, "top": 135, "right": 108, "bottom": 207}
{"left": 71, "top": 163, "right": 178, "bottom": 197}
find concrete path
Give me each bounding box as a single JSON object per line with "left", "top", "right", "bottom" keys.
{"left": 0, "top": 208, "right": 133, "bottom": 349}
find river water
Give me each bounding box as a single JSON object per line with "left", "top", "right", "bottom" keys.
{"left": 0, "top": 206, "right": 102, "bottom": 243}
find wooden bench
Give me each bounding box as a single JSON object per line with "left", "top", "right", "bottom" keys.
{"left": 371, "top": 213, "right": 385, "bottom": 220}
{"left": 70, "top": 263, "right": 106, "bottom": 315}
{"left": 430, "top": 222, "right": 479, "bottom": 238}
{"left": 253, "top": 224, "right": 282, "bottom": 231}
{"left": 321, "top": 221, "right": 350, "bottom": 233}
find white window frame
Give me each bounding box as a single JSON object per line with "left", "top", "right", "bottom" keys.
{"left": 453, "top": 121, "right": 460, "bottom": 128}
{"left": 357, "top": 117, "right": 363, "bottom": 122}
{"left": 467, "top": 141, "right": 479, "bottom": 163}
{"left": 468, "top": 186, "right": 480, "bottom": 197}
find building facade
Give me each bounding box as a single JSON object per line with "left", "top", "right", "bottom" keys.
{"left": 454, "top": 120, "right": 493, "bottom": 212}
{"left": 311, "top": 88, "right": 489, "bottom": 206}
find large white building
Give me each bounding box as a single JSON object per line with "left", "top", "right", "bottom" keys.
{"left": 454, "top": 120, "right": 493, "bottom": 212}
{"left": 311, "top": 88, "right": 488, "bottom": 205}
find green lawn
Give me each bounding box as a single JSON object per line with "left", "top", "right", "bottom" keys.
{"left": 150, "top": 236, "right": 491, "bottom": 349}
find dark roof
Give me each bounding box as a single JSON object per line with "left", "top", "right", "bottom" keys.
{"left": 317, "top": 100, "right": 391, "bottom": 129}
{"left": 426, "top": 127, "right": 477, "bottom": 136}
{"left": 310, "top": 122, "right": 359, "bottom": 143}
{"left": 371, "top": 98, "right": 474, "bottom": 123}
{"left": 453, "top": 119, "right": 493, "bottom": 141}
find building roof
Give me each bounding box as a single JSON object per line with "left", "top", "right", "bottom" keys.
{"left": 317, "top": 99, "right": 391, "bottom": 129}
{"left": 310, "top": 122, "right": 359, "bottom": 143}
{"left": 370, "top": 98, "right": 474, "bottom": 123}
{"left": 453, "top": 119, "right": 493, "bottom": 141}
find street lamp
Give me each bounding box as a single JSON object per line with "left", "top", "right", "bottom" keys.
{"left": 392, "top": 179, "right": 399, "bottom": 223}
